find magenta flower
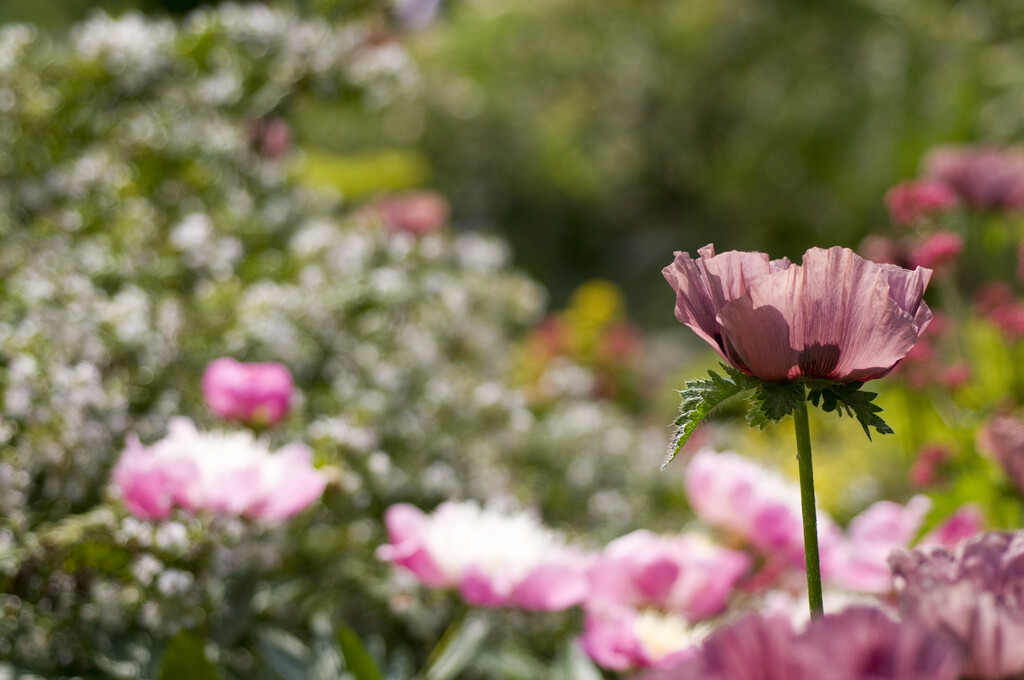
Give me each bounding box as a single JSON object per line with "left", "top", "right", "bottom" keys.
{"left": 376, "top": 501, "right": 588, "bottom": 611}
{"left": 908, "top": 231, "right": 963, "bottom": 274}
{"left": 925, "top": 146, "right": 1024, "bottom": 211}
{"left": 663, "top": 245, "right": 933, "bottom": 382}
{"left": 202, "top": 357, "right": 293, "bottom": 427}
{"left": 587, "top": 529, "right": 750, "bottom": 620}
{"left": 978, "top": 415, "right": 1024, "bottom": 493}
{"left": 581, "top": 605, "right": 706, "bottom": 671}
{"left": 835, "top": 496, "right": 983, "bottom": 594}
{"left": 885, "top": 180, "right": 958, "bottom": 227}
{"left": 891, "top": 531, "right": 1024, "bottom": 679}
{"left": 372, "top": 191, "right": 450, "bottom": 237}
{"left": 636, "top": 607, "right": 962, "bottom": 680}
{"left": 113, "top": 417, "right": 327, "bottom": 520}
{"left": 684, "top": 448, "right": 843, "bottom": 577}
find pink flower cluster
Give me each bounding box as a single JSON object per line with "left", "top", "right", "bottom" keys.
{"left": 978, "top": 414, "right": 1024, "bottom": 494}
{"left": 885, "top": 180, "right": 958, "bottom": 227}
{"left": 370, "top": 191, "right": 450, "bottom": 237}
{"left": 114, "top": 417, "right": 327, "bottom": 521}
{"left": 202, "top": 358, "right": 294, "bottom": 427}
{"left": 925, "top": 146, "right": 1024, "bottom": 212}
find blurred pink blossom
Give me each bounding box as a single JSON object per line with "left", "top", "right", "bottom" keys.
{"left": 834, "top": 496, "right": 983, "bottom": 594}
{"left": 372, "top": 191, "right": 450, "bottom": 237}
{"left": 202, "top": 357, "right": 293, "bottom": 427}
{"left": 909, "top": 443, "right": 952, "bottom": 488}
{"left": 636, "top": 606, "right": 962, "bottom": 680}
{"left": 978, "top": 414, "right": 1024, "bottom": 493}
{"left": 683, "top": 448, "right": 844, "bottom": 579}
{"left": 925, "top": 146, "right": 1024, "bottom": 211}
{"left": 248, "top": 117, "right": 292, "bottom": 160}
{"left": 663, "top": 245, "right": 932, "bottom": 382}
{"left": 581, "top": 605, "right": 704, "bottom": 671}
{"left": 113, "top": 417, "right": 326, "bottom": 520}
{"left": 908, "top": 231, "right": 963, "bottom": 273}
{"left": 885, "top": 180, "right": 958, "bottom": 227}
{"left": 974, "top": 284, "right": 1024, "bottom": 341}
{"left": 892, "top": 531, "right": 1024, "bottom": 679}
{"left": 377, "top": 501, "right": 588, "bottom": 611}
{"left": 586, "top": 530, "right": 750, "bottom": 621}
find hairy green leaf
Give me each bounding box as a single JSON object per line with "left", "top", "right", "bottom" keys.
{"left": 664, "top": 364, "right": 759, "bottom": 469}
{"left": 806, "top": 381, "right": 893, "bottom": 439}
{"left": 747, "top": 381, "right": 805, "bottom": 430}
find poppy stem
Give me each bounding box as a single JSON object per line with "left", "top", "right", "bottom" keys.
{"left": 793, "top": 388, "right": 824, "bottom": 617}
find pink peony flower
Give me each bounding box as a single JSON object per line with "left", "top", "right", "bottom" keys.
{"left": 683, "top": 448, "right": 843, "bottom": 578}
{"left": 377, "top": 501, "right": 588, "bottom": 611}
{"left": 202, "top": 358, "right": 293, "bottom": 427}
{"left": 663, "top": 245, "right": 932, "bottom": 382}
{"left": 586, "top": 530, "right": 750, "bottom": 621}
{"left": 908, "top": 231, "right": 963, "bottom": 273}
{"left": 372, "top": 191, "right": 450, "bottom": 237}
{"left": 978, "top": 415, "right": 1024, "bottom": 493}
{"left": 834, "top": 496, "right": 983, "bottom": 594}
{"left": 885, "top": 180, "right": 958, "bottom": 227}
{"left": 891, "top": 531, "right": 1024, "bottom": 679}
{"left": 113, "top": 417, "right": 327, "bottom": 520}
{"left": 925, "top": 146, "right": 1024, "bottom": 211}
{"left": 636, "top": 607, "right": 962, "bottom": 680}
{"left": 581, "top": 605, "right": 705, "bottom": 671}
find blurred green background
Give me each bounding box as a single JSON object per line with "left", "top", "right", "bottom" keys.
{"left": 7, "top": 0, "right": 1024, "bottom": 323}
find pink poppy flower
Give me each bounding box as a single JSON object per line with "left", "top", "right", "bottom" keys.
{"left": 683, "top": 448, "right": 843, "bottom": 578}
{"left": 891, "top": 531, "right": 1024, "bottom": 679}
{"left": 925, "top": 146, "right": 1024, "bottom": 211}
{"left": 885, "top": 180, "right": 958, "bottom": 227}
{"left": 663, "top": 245, "right": 932, "bottom": 382}
{"left": 202, "top": 358, "right": 293, "bottom": 427}
{"left": 113, "top": 417, "right": 326, "bottom": 520}
{"left": 372, "top": 191, "right": 450, "bottom": 237}
{"left": 377, "top": 501, "right": 588, "bottom": 611}
{"left": 586, "top": 530, "right": 750, "bottom": 621}
{"left": 835, "top": 496, "right": 983, "bottom": 594}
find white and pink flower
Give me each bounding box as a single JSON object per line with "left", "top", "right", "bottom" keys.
{"left": 113, "top": 417, "right": 327, "bottom": 521}
{"left": 581, "top": 605, "right": 705, "bottom": 671}
{"left": 377, "top": 501, "right": 588, "bottom": 611}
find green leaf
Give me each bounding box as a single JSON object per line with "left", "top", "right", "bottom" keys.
{"left": 338, "top": 627, "right": 382, "bottom": 680}
{"left": 422, "top": 615, "right": 490, "bottom": 680}
{"left": 158, "top": 632, "right": 221, "bottom": 680}
{"left": 664, "top": 364, "right": 760, "bottom": 468}
{"left": 255, "top": 626, "right": 313, "bottom": 680}
{"left": 806, "top": 381, "right": 893, "bottom": 439}
{"left": 747, "top": 381, "right": 805, "bottom": 430}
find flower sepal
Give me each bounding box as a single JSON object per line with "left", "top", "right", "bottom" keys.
{"left": 665, "top": 366, "right": 893, "bottom": 468}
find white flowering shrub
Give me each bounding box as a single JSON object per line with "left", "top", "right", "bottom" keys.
{"left": 0, "top": 5, "right": 675, "bottom": 677}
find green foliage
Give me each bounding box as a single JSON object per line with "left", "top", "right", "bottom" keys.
{"left": 158, "top": 632, "right": 220, "bottom": 680}
{"left": 747, "top": 381, "right": 806, "bottom": 431}
{"left": 806, "top": 381, "right": 894, "bottom": 440}
{"left": 338, "top": 627, "right": 382, "bottom": 680}
{"left": 422, "top": 615, "right": 490, "bottom": 680}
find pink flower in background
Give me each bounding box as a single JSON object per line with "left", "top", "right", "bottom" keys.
{"left": 974, "top": 283, "right": 1024, "bottom": 340}
{"left": 683, "top": 448, "right": 843, "bottom": 577}
{"left": 858, "top": 234, "right": 909, "bottom": 267}
{"left": 892, "top": 532, "right": 1024, "bottom": 679}
{"left": 834, "top": 496, "right": 983, "bottom": 594}
{"left": 909, "top": 443, "right": 952, "bottom": 488}
{"left": 663, "top": 245, "right": 932, "bottom": 382}
{"left": 377, "top": 501, "right": 588, "bottom": 611}
{"left": 978, "top": 415, "right": 1024, "bottom": 493}
{"left": 113, "top": 417, "right": 327, "bottom": 520}
{"left": 636, "top": 607, "right": 962, "bottom": 680}
{"left": 587, "top": 530, "right": 750, "bottom": 620}
{"left": 925, "top": 146, "right": 1024, "bottom": 211}
{"left": 885, "top": 180, "right": 958, "bottom": 226}
{"left": 202, "top": 358, "right": 293, "bottom": 427}
{"left": 248, "top": 117, "right": 292, "bottom": 160}
{"left": 372, "top": 191, "right": 450, "bottom": 237}
{"left": 908, "top": 231, "right": 963, "bottom": 273}
{"left": 581, "top": 605, "right": 705, "bottom": 671}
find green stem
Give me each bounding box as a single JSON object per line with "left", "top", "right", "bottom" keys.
{"left": 793, "top": 389, "right": 824, "bottom": 617}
